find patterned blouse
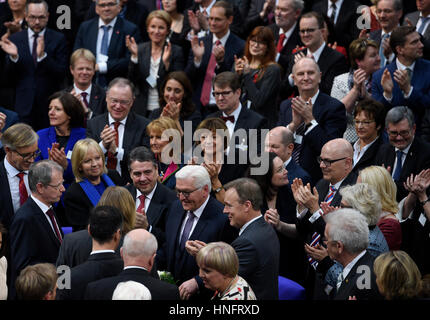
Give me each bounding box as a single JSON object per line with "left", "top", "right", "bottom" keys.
{"left": 212, "top": 276, "right": 257, "bottom": 300}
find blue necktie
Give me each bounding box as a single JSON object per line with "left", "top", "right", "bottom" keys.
{"left": 379, "top": 33, "right": 389, "bottom": 67}
{"left": 392, "top": 150, "right": 403, "bottom": 181}
{"left": 417, "top": 16, "right": 430, "bottom": 35}
{"left": 100, "top": 25, "right": 111, "bottom": 56}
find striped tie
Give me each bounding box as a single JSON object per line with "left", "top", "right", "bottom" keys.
{"left": 308, "top": 185, "right": 337, "bottom": 269}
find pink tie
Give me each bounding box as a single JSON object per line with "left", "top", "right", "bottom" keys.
{"left": 200, "top": 40, "right": 221, "bottom": 107}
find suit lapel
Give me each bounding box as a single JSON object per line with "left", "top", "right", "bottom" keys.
{"left": 31, "top": 198, "right": 61, "bottom": 246}
{"left": 89, "top": 19, "right": 99, "bottom": 55}
{"left": 108, "top": 18, "right": 122, "bottom": 57}
{"left": 123, "top": 112, "right": 136, "bottom": 152}
{"left": 400, "top": 138, "right": 418, "bottom": 180}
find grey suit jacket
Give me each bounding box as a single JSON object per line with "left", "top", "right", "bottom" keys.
{"left": 405, "top": 11, "right": 430, "bottom": 40}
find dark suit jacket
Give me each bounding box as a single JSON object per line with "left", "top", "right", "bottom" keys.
{"left": 56, "top": 252, "right": 123, "bottom": 300}
{"left": 351, "top": 135, "right": 384, "bottom": 174}
{"left": 156, "top": 197, "right": 237, "bottom": 287}
{"left": 312, "top": 0, "right": 360, "bottom": 48}
{"left": 277, "top": 92, "right": 346, "bottom": 182}
{"left": 66, "top": 84, "right": 107, "bottom": 118}
{"left": 9, "top": 197, "right": 62, "bottom": 298}
{"left": 375, "top": 136, "right": 430, "bottom": 201}
{"left": 185, "top": 32, "right": 245, "bottom": 111}
{"left": 0, "top": 160, "right": 16, "bottom": 230}
{"left": 6, "top": 28, "right": 68, "bottom": 129}
{"left": 279, "top": 45, "right": 349, "bottom": 100}
{"left": 231, "top": 216, "right": 280, "bottom": 300}
{"left": 125, "top": 182, "right": 177, "bottom": 247}
{"left": 84, "top": 267, "right": 180, "bottom": 300}
{"left": 74, "top": 16, "right": 141, "bottom": 84}
{"left": 86, "top": 112, "right": 150, "bottom": 181}
{"left": 128, "top": 41, "right": 184, "bottom": 117}
{"left": 333, "top": 251, "right": 382, "bottom": 300}
{"left": 372, "top": 59, "right": 430, "bottom": 133}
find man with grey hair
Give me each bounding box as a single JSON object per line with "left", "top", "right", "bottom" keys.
{"left": 324, "top": 208, "right": 382, "bottom": 300}
{"left": 86, "top": 77, "right": 150, "bottom": 183}
{"left": 224, "top": 178, "right": 280, "bottom": 300}
{"left": 156, "top": 165, "right": 236, "bottom": 300}
{"left": 376, "top": 106, "right": 430, "bottom": 201}
{"left": 9, "top": 159, "right": 64, "bottom": 299}
{"left": 85, "top": 229, "right": 179, "bottom": 300}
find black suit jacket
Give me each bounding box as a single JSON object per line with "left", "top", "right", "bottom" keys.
{"left": 56, "top": 252, "right": 123, "bottom": 300}
{"left": 66, "top": 84, "right": 107, "bottom": 118}
{"left": 0, "top": 160, "right": 15, "bottom": 230}
{"left": 9, "top": 197, "right": 62, "bottom": 298}
{"left": 333, "top": 251, "right": 382, "bottom": 300}
{"left": 84, "top": 267, "right": 180, "bottom": 300}
{"left": 279, "top": 45, "right": 349, "bottom": 100}
{"left": 375, "top": 136, "right": 430, "bottom": 201}
{"left": 277, "top": 92, "right": 346, "bottom": 182}
{"left": 351, "top": 135, "right": 384, "bottom": 174}
{"left": 125, "top": 182, "right": 177, "bottom": 247}
{"left": 128, "top": 41, "right": 184, "bottom": 117}
{"left": 74, "top": 16, "right": 141, "bottom": 84}
{"left": 86, "top": 112, "right": 150, "bottom": 181}
{"left": 231, "top": 216, "right": 280, "bottom": 300}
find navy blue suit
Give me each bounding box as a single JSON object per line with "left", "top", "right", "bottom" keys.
{"left": 277, "top": 93, "right": 346, "bottom": 183}
{"left": 372, "top": 59, "right": 430, "bottom": 133}
{"left": 5, "top": 28, "right": 68, "bottom": 130}
{"left": 74, "top": 16, "right": 141, "bottom": 85}
{"left": 156, "top": 197, "right": 237, "bottom": 289}
{"left": 185, "top": 32, "right": 245, "bottom": 112}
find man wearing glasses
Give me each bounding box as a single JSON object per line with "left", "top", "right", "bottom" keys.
{"left": 9, "top": 160, "right": 65, "bottom": 299}
{"left": 74, "top": 0, "right": 141, "bottom": 88}
{"left": 376, "top": 106, "right": 430, "bottom": 201}
{"left": 0, "top": 0, "right": 67, "bottom": 131}
{"left": 87, "top": 77, "right": 150, "bottom": 184}
{"left": 156, "top": 165, "right": 236, "bottom": 300}
{"left": 0, "top": 123, "right": 39, "bottom": 231}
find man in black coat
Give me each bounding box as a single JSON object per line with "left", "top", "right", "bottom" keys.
{"left": 56, "top": 205, "right": 124, "bottom": 300}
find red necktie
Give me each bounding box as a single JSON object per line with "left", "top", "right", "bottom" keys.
{"left": 277, "top": 33, "right": 286, "bottom": 53}
{"left": 16, "top": 172, "right": 28, "bottom": 206}
{"left": 200, "top": 40, "right": 221, "bottom": 107}
{"left": 106, "top": 121, "right": 120, "bottom": 170}
{"left": 46, "top": 208, "right": 62, "bottom": 243}
{"left": 220, "top": 115, "right": 235, "bottom": 123}
{"left": 136, "top": 194, "right": 146, "bottom": 214}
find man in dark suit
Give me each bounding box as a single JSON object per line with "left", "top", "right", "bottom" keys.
{"left": 86, "top": 77, "right": 150, "bottom": 184}
{"left": 9, "top": 160, "right": 65, "bottom": 299}
{"left": 73, "top": 0, "right": 141, "bottom": 88}
{"left": 312, "top": 0, "right": 360, "bottom": 49}
{"left": 278, "top": 57, "right": 346, "bottom": 183}
{"left": 372, "top": 26, "right": 430, "bottom": 134}
{"left": 279, "top": 11, "right": 348, "bottom": 100}
{"left": 325, "top": 208, "right": 382, "bottom": 300}
{"left": 84, "top": 228, "right": 179, "bottom": 300}
{"left": 68, "top": 48, "right": 107, "bottom": 121}
{"left": 126, "top": 146, "right": 177, "bottom": 247}
{"left": 369, "top": 0, "right": 403, "bottom": 68}
{"left": 156, "top": 165, "right": 236, "bottom": 300}
{"left": 376, "top": 106, "right": 430, "bottom": 201}
{"left": 404, "top": 0, "right": 430, "bottom": 60}
{"left": 56, "top": 205, "right": 123, "bottom": 300}
{"left": 223, "top": 178, "right": 280, "bottom": 300}
{"left": 186, "top": 1, "right": 245, "bottom": 115}
{"left": 0, "top": 0, "right": 68, "bottom": 131}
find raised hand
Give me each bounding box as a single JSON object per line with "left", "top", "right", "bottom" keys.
{"left": 291, "top": 96, "right": 314, "bottom": 124}
{"left": 196, "top": 10, "right": 209, "bottom": 31}
{"left": 188, "top": 10, "right": 200, "bottom": 33}
{"left": 190, "top": 32, "right": 205, "bottom": 63}
{"left": 304, "top": 243, "right": 328, "bottom": 262}
{"left": 213, "top": 42, "right": 225, "bottom": 64}
{"left": 381, "top": 68, "right": 394, "bottom": 99}
{"left": 100, "top": 124, "right": 116, "bottom": 151}
{"left": 126, "top": 35, "right": 138, "bottom": 59}
{"left": 0, "top": 37, "right": 18, "bottom": 59}
{"left": 320, "top": 202, "right": 339, "bottom": 216}
{"left": 393, "top": 69, "right": 411, "bottom": 94}
{"left": 36, "top": 35, "right": 44, "bottom": 59}
{"left": 48, "top": 143, "right": 68, "bottom": 170}
{"left": 162, "top": 41, "right": 172, "bottom": 70}
{"left": 264, "top": 208, "right": 280, "bottom": 230}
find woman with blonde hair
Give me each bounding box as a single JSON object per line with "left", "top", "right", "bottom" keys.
{"left": 374, "top": 250, "right": 422, "bottom": 300}
{"left": 63, "top": 138, "right": 123, "bottom": 231}
{"left": 358, "top": 165, "right": 402, "bottom": 250}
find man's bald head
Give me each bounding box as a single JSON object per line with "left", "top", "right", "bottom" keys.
{"left": 265, "top": 126, "right": 294, "bottom": 162}
{"left": 319, "top": 138, "right": 353, "bottom": 184}
{"left": 121, "top": 229, "right": 158, "bottom": 270}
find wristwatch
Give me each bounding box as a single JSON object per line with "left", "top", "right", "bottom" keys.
{"left": 214, "top": 186, "right": 223, "bottom": 194}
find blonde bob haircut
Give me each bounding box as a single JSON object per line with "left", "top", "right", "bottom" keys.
{"left": 97, "top": 186, "right": 136, "bottom": 234}
{"left": 359, "top": 166, "right": 398, "bottom": 215}
{"left": 146, "top": 10, "right": 172, "bottom": 31}
{"left": 196, "top": 242, "right": 239, "bottom": 278}
{"left": 374, "top": 250, "right": 422, "bottom": 300}
{"left": 71, "top": 138, "right": 107, "bottom": 182}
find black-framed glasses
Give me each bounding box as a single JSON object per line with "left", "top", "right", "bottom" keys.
{"left": 13, "top": 149, "right": 41, "bottom": 161}
{"left": 387, "top": 130, "right": 411, "bottom": 138}
{"left": 212, "top": 90, "right": 233, "bottom": 98}
{"left": 317, "top": 156, "right": 347, "bottom": 167}
{"left": 176, "top": 187, "right": 201, "bottom": 198}
{"left": 353, "top": 120, "right": 375, "bottom": 126}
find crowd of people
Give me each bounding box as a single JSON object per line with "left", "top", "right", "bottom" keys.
{"left": 0, "top": 0, "right": 429, "bottom": 301}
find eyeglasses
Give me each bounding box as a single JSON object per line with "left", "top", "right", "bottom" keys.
{"left": 96, "top": 2, "right": 117, "bottom": 8}
{"left": 317, "top": 156, "right": 347, "bottom": 167}
{"left": 176, "top": 187, "right": 201, "bottom": 198}
{"left": 13, "top": 149, "right": 41, "bottom": 161}
{"left": 45, "top": 181, "right": 64, "bottom": 191}
{"left": 299, "top": 28, "right": 318, "bottom": 35}
{"left": 249, "top": 39, "right": 267, "bottom": 46}
{"left": 387, "top": 130, "right": 411, "bottom": 138}
{"left": 353, "top": 120, "right": 375, "bottom": 126}
{"left": 108, "top": 97, "right": 132, "bottom": 106}
{"left": 212, "top": 90, "right": 233, "bottom": 98}
{"left": 27, "top": 15, "right": 48, "bottom": 21}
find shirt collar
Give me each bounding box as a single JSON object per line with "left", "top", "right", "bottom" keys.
{"left": 280, "top": 22, "right": 297, "bottom": 38}
{"left": 342, "top": 250, "right": 366, "bottom": 279}
{"left": 308, "top": 42, "right": 325, "bottom": 62}
{"left": 395, "top": 139, "right": 413, "bottom": 154}
{"left": 4, "top": 156, "right": 28, "bottom": 177}
{"left": 223, "top": 102, "right": 242, "bottom": 121}
{"left": 73, "top": 83, "right": 92, "bottom": 95}
{"left": 108, "top": 113, "right": 127, "bottom": 126}
{"left": 28, "top": 28, "right": 46, "bottom": 37}
{"left": 189, "top": 195, "right": 210, "bottom": 220}
{"left": 284, "top": 157, "right": 292, "bottom": 168}
{"left": 396, "top": 58, "right": 416, "bottom": 71}
{"left": 213, "top": 29, "right": 230, "bottom": 47}
{"left": 98, "top": 17, "right": 117, "bottom": 29}
{"left": 300, "top": 90, "right": 320, "bottom": 105}
{"left": 328, "top": 0, "right": 343, "bottom": 9}
{"left": 239, "top": 215, "right": 262, "bottom": 236}
{"left": 31, "top": 194, "right": 51, "bottom": 213}
{"left": 136, "top": 182, "right": 157, "bottom": 201}
{"left": 90, "top": 250, "right": 115, "bottom": 255}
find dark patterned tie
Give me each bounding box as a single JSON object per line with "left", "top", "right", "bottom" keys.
{"left": 179, "top": 211, "right": 195, "bottom": 251}
{"left": 292, "top": 122, "right": 306, "bottom": 164}
{"left": 32, "top": 33, "right": 39, "bottom": 65}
